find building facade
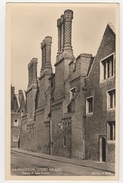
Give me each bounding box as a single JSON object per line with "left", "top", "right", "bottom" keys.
{"left": 16, "top": 10, "right": 116, "bottom": 163}
{"left": 11, "top": 86, "right": 26, "bottom": 148}
{"left": 84, "top": 24, "right": 116, "bottom": 163}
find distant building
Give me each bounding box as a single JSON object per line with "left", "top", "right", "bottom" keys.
{"left": 11, "top": 86, "right": 26, "bottom": 148}
{"left": 18, "top": 10, "right": 116, "bottom": 163}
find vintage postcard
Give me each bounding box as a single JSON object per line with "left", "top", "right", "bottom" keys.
{"left": 6, "top": 3, "right": 119, "bottom": 181}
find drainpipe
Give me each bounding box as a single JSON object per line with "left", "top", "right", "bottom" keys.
{"left": 49, "top": 98, "right": 53, "bottom": 155}
{"left": 70, "top": 117, "right": 72, "bottom": 158}
{"left": 83, "top": 78, "right": 87, "bottom": 159}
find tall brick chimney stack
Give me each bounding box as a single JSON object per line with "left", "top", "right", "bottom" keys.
{"left": 28, "top": 62, "right": 31, "bottom": 86}
{"left": 54, "top": 10, "right": 74, "bottom": 100}
{"left": 41, "top": 39, "right": 45, "bottom": 71}
{"left": 60, "top": 15, "right": 64, "bottom": 51}
{"left": 28, "top": 58, "right": 38, "bottom": 86}
{"left": 57, "top": 18, "right": 61, "bottom": 55}
{"left": 45, "top": 36, "right": 52, "bottom": 68}
{"left": 63, "top": 9, "right": 73, "bottom": 51}
{"left": 32, "top": 58, "right": 37, "bottom": 82}
{"left": 56, "top": 9, "right": 74, "bottom": 62}
{"left": 40, "top": 36, "right": 52, "bottom": 75}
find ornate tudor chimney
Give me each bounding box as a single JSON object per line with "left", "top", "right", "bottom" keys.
{"left": 41, "top": 39, "right": 45, "bottom": 71}
{"left": 41, "top": 36, "right": 52, "bottom": 73}
{"left": 45, "top": 36, "right": 52, "bottom": 68}
{"left": 60, "top": 14, "right": 64, "bottom": 51}
{"left": 54, "top": 10, "right": 74, "bottom": 100}
{"left": 56, "top": 9, "right": 74, "bottom": 61}
{"left": 38, "top": 36, "right": 53, "bottom": 109}
{"left": 63, "top": 10, "right": 73, "bottom": 51}
{"left": 27, "top": 58, "right": 38, "bottom": 122}
{"left": 57, "top": 18, "right": 61, "bottom": 54}
{"left": 28, "top": 58, "right": 38, "bottom": 87}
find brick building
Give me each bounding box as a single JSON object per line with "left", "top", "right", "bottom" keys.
{"left": 84, "top": 24, "right": 116, "bottom": 163}
{"left": 11, "top": 86, "right": 26, "bottom": 148}
{"left": 19, "top": 10, "right": 116, "bottom": 163}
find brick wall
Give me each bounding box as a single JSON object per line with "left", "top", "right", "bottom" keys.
{"left": 54, "top": 60, "right": 65, "bottom": 100}
{"left": 20, "top": 114, "right": 28, "bottom": 150}
{"left": 38, "top": 76, "right": 46, "bottom": 108}
{"left": 34, "top": 69, "right": 51, "bottom": 154}
{"left": 35, "top": 108, "right": 50, "bottom": 154}
{"left": 71, "top": 78, "right": 85, "bottom": 159}
{"left": 107, "top": 143, "right": 115, "bottom": 162}
{"left": 27, "top": 86, "right": 37, "bottom": 121}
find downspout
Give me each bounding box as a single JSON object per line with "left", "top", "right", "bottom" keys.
{"left": 49, "top": 98, "right": 53, "bottom": 155}
{"left": 83, "top": 78, "right": 87, "bottom": 159}
{"left": 70, "top": 117, "right": 72, "bottom": 158}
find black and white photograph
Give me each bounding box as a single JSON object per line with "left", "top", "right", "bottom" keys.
{"left": 6, "top": 3, "right": 119, "bottom": 181}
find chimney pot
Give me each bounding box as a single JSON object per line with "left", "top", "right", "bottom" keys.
{"left": 57, "top": 18, "right": 61, "bottom": 27}
{"left": 45, "top": 36, "right": 52, "bottom": 46}
{"left": 61, "top": 14, "right": 64, "bottom": 23}
{"left": 64, "top": 9, "right": 73, "bottom": 20}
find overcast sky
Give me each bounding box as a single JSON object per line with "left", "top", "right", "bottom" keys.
{"left": 10, "top": 3, "right": 117, "bottom": 93}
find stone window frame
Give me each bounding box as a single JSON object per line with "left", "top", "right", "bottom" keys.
{"left": 70, "top": 87, "right": 77, "bottom": 100}
{"left": 107, "top": 121, "right": 115, "bottom": 142}
{"left": 100, "top": 53, "right": 115, "bottom": 83}
{"left": 107, "top": 88, "right": 116, "bottom": 111}
{"left": 13, "top": 134, "right": 19, "bottom": 142}
{"left": 13, "top": 118, "right": 19, "bottom": 126}
{"left": 86, "top": 96, "right": 94, "bottom": 115}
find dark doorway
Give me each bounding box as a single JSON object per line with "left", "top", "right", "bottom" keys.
{"left": 100, "top": 137, "right": 106, "bottom": 162}
{"left": 18, "top": 137, "right": 20, "bottom": 148}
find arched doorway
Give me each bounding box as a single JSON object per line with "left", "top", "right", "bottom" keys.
{"left": 100, "top": 137, "right": 106, "bottom": 162}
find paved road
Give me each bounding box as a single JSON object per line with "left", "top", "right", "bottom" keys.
{"left": 11, "top": 151, "right": 114, "bottom": 176}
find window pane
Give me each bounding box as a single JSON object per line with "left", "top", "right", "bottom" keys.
{"left": 110, "top": 92, "right": 113, "bottom": 108}
{"left": 108, "top": 89, "right": 115, "bottom": 109}
{"left": 110, "top": 123, "right": 113, "bottom": 140}
{"left": 114, "top": 90, "right": 116, "bottom": 107}
{"left": 90, "top": 98, "right": 93, "bottom": 112}
{"left": 111, "top": 58, "right": 114, "bottom": 77}
{"left": 107, "top": 60, "right": 110, "bottom": 78}
{"left": 101, "top": 54, "right": 114, "bottom": 81}
{"left": 87, "top": 97, "right": 93, "bottom": 113}
{"left": 103, "top": 62, "right": 106, "bottom": 79}
{"left": 114, "top": 123, "right": 115, "bottom": 140}
{"left": 107, "top": 121, "right": 115, "bottom": 141}
{"left": 13, "top": 134, "right": 19, "bottom": 141}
